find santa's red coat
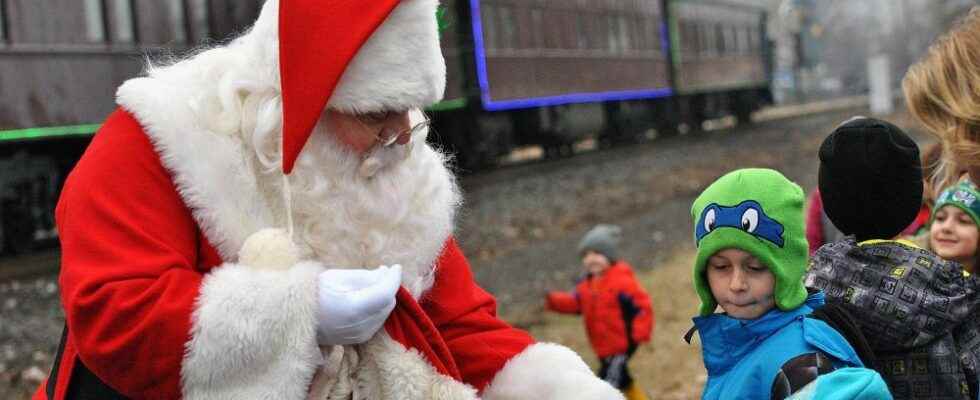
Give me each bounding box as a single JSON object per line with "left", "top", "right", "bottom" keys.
{"left": 34, "top": 110, "right": 536, "bottom": 399}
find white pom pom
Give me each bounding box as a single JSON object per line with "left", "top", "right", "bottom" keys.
{"left": 238, "top": 228, "right": 300, "bottom": 271}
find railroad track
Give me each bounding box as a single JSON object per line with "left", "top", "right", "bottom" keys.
{"left": 0, "top": 95, "right": 881, "bottom": 283}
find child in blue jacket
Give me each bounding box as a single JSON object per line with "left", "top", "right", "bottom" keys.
{"left": 689, "top": 168, "right": 891, "bottom": 399}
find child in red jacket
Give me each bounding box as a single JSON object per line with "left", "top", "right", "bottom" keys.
{"left": 546, "top": 224, "right": 654, "bottom": 400}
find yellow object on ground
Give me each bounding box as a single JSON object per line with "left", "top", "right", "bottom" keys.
{"left": 624, "top": 382, "right": 650, "bottom": 400}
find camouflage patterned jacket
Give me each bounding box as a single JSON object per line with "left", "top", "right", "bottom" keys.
{"left": 805, "top": 237, "right": 980, "bottom": 400}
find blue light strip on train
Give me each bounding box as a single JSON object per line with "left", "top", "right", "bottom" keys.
{"left": 478, "top": 88, "right": 674, "bottom": 111}
{"left": 469, "top": 0, "right": 493, "bottom": 107}
{"left": 469, "top": 0, "right": 674, "bottom": 112}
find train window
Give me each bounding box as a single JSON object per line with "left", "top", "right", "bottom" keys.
{"left": 691, "top": 22, "right": 702, "bottom": 57}
{"left": 170, "top": 1, "right": 187, "bottom": 43}
{"left": 608, "top": 15, "right": 629, "bottom": 53}
{"left": 728, "top": 25, "right": 738, "bottom": 55}
{"left": 592, "top": 13, "right": 603, "bottom": 50}
{"left": 649, "top": 19, "right": 662, "bottom": 54}
{"left": 679, "top": 21, "right": 696, "bottom": 59}
{"left": 202, "top": 1, "right": 261, "bottom": 41}
{"left": 640, "top": 17, "right": 654, "bottom": 52}
{"left": 736, "top": 25, "right": 747, "bottom": 54}
{"left": 189, "top": 0, "right": 210, "bottom": 42}
{"left": 498, "top": 6, "right": 515, "bottom": 50}
{"left": 605, "top": 15, "right": 617, "bottom": 52}
{"left": 699, "top": 23, "right": 712, "bottom": 57}
{"left": 734, "top": 26, "right": 742, "bottom": 53}
{"left": 618, "top": 16, "right": 631, "bottom": 51}
{"left": 542, "top": 9, "right": 560, "bottom": 49}
{"left": 0, "top": 0, "right": 7, "bottom": 43}
{"left": 83, "top": 0, "right": 107, "bottom": 42}
{"left": 745, "top": 26, "right": 754, "bottom": 54}
{"left": 692, "top": 23, "right": 701, "bottom": 56}
{"left": 647, "top": 20, "right": 658, "bottom": 53}
{"left": 715, "top": 24, "right": 725, "bottom": 55}
{"left": 744, "top": 26, "right": 753, "bottom": 53}
{"left": 109, "top": 0, "right": 135, "bottom": 43}
{"left": 721, "top": 25, "right": 729, "bottom": 55}
{"left": 633, "top": 18, "right": 645, "bottom": 51}
{"left": 481, "top": 5, "right": 497, "bottom": 50}
{"left": 531, "top": 8, "right": 542, "bottom": 49}
{"left": 576, "top": 13, "right": 588, "bottom": 49}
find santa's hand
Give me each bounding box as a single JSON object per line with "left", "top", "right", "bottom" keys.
{"left": 316, "top": 264, "right": 402, "bottom": 345}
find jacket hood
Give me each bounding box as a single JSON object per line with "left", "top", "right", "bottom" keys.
{"left": 806, "top": 237, "right": 978, "bottom": 349}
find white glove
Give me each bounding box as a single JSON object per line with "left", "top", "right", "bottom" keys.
{"left": 316, "top": 264, "right": 402, "bottom": 345}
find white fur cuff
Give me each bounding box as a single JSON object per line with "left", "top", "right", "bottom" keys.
{"left": 481, "top": 343, "right": 625, "bottom": 400}
{"left": 181, "top": 261, "right": 324, "bottom": 399}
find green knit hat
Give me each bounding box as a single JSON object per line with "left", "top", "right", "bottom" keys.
{"left": 690, "top": 168, "right": 808, "bottom": 316}
{"left": 932, "top": 181, "right": 980, "bottom": 228}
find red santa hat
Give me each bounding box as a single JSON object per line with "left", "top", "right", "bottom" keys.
{"left": 275, "top": 0, "right": 447, "bottom": 174}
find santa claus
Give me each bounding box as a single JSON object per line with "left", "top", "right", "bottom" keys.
{"left": 34, "top": 0, "right": 624, "bottom": 399}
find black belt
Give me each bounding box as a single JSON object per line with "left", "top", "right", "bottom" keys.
{"left": 46, "top": 323, "right": 128, "bottom": 399}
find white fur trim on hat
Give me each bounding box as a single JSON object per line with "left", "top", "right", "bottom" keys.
{"left": 252, "top": 0, "right": 447, "bottom": 114}
{"left": 328, "top": 0, "right": 446, "bottom": 112}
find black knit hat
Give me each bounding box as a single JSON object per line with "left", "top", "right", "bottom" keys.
{"left": 818, "top": 117, "right": 922, "bottom": 242}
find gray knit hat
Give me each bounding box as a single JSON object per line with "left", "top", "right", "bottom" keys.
{"left": 578, "top": 224, "right": 623, "bottom": 261}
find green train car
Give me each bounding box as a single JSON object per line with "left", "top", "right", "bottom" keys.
{"left": 0, "top": 0, "right": 264, "bottom": 254}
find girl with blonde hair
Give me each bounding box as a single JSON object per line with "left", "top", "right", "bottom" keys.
{"left": 903, "top": 7, "right": 980, "bottom": 189}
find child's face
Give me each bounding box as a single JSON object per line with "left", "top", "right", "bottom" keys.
{"left": 930, "top": 205, "right": 979, "bottom": 263}
{"left": 705, "top": 248, "right": 776, "bottom": 320}
{"left": 582, "top": 251, "right": 611, "bottom": 275}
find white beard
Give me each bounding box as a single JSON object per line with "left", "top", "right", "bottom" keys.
{"left": 259, "top": 113, "right": 461, "bottom": 297}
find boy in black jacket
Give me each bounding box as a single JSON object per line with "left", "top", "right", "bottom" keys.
{"left": 805, "top": 117, "right": 980, "bottom": 399}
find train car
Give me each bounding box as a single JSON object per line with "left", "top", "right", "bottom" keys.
{"left": 430, "top": 0, "right": 771, "bottom": 169}
{"left": 0, "top": 0, "right": 262, "bottom": 254}
{"left": 667, "top": 0, "right": 770, "bottom": 124}
{"left": 0, "top": 0, "right": 770, "bottom": 255}
{"left": 432, "top": 0, "right": 674, "bottom": 167}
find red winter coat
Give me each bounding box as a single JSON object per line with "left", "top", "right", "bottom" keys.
{"left": 546, "top": 262, "right": 654, "bottom": 358}
{"left": 34, "top": 110, "right": 537, "bottom": 399}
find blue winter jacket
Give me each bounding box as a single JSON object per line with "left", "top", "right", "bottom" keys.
{"left": 695, "top": 291, "right": 884, "bottom": 399}
{"left": 788, "top": 368, "right": 893, "bottom": 400}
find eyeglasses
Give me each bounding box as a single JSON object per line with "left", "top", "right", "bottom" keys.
{"left": 352, "top": 111, "right": 431, "bottom": 149}
{"left": 374, "top": 118, "right": 431, "bottom": 148}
